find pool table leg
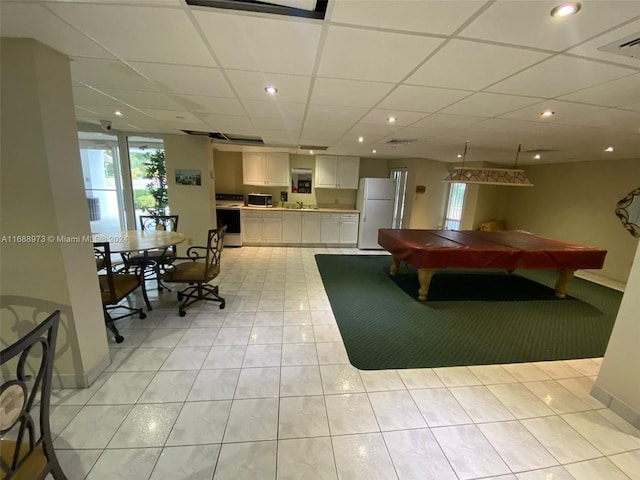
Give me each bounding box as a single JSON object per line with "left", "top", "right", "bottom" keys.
{"left": 390, "top": 255, "right": 400, "bottom": 276}
{"left": 555, "top": 269, "right": 575, "bottom": 298}
{"left": 417, "top": 268, "right": 436, "bottom": 301}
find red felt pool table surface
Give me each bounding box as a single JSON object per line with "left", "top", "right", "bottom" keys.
{"left": 377, "top": 229, "right": 607, "bottom": 300}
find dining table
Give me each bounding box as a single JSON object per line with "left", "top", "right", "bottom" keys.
{"left": 92, "top": 230, "right": 186, "bottom": 254}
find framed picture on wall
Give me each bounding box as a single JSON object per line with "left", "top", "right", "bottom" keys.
{"left": 175, "top": 169, "right": 201, "bottom": 186}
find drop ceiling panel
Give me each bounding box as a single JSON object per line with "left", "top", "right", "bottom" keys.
{"left": 554, "top": 107, "right": 640, "bottom": 128}
{"left": 378, "top": 85, "right": 472, "bottom": 113}
{"left": 407, "top": 40, "right": 551, "bottom": 91}
{"left": 460, "top": 0, "right": 640, "bottom": 51}
{"left": 129, "top": 63, "right": 234, "bottom": 97}
{"left": 194, "top": 10, "right": 322, "bottom": 75}
{"left": 486, "top": 56, "right": 636, "bottom": 98}
{"left": 329, "top": 0, "right": 485, "bottom": 35}
{"left": 359, "top": 109, "right": 428, "bottom": 126}
{"left": 72, "top": 86, "right": 125, "bottom": 107}
{"left": 498, "top": 100, "right": 606, "bottom": 121}
{"left": 242, "top": 100, "right": 306, "bottom": 122}
{"left": 71, "top": 59, "right": 159, "bottom": 91}
{"left": 100, "top": 89, "right": 186, "bottom": 110}
{"left": 0, "top": 2, "right": 113, "bottom": 59}
{"left": 75, "top": 104, "right": 151, "bottom": 121}
{"left": 317, "top": 26, "right": 444, "bottom": 82}
{"left": 173, "top": 95, "right": 245, "bottom": 115}
{"left": 558, "top": 74, "right": 640, "bottom": 107}
{"left": 143, "top": 110, "right": 203, "bottom": 123}
{"left": 411, "top": 113, "right": 485, "bottom": 130}
{"left": 47, "top": 3, "right": 215, "bottom": 66}
{"left": 225, "top": 70, "right": 311, "bottom": 103}
{"left": 202, "top": 114, "right": 255, "bottom": 132}
{"left": 305, "top": 105, "right": 370, "bottom": 125}
{"left": 440, "top": 92, "right": 543, "bottom": 117}
{"left": 309, "top": 78, "right": 394, "bottom": 108}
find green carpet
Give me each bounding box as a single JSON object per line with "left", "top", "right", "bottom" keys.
{"left": 315, "top": 254, "right": 622, "bottom": 370}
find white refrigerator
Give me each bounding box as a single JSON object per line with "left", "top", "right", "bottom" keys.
{"left": 356, "top": 177, "right": 395, "bottom": 249}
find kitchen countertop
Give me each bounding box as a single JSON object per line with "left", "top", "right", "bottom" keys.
{"left": 241, "top": 206, "right": 360, "bottom": 213}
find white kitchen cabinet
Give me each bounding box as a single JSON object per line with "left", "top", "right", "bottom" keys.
{"left": 282, "top": 211, "right": 301, "bottom": 243}
{"left": 301, "top": 212, "right": 321, "bottom": 244}
{"left": 262, "top": 211, "right": 283, "bottom": 243}
{"left": 242, "top": 210, "right": 263, "bottom": 243}
{"left": 243, "top": 152, "right": 289, "bottom": 186}
{"left": 321, "top": 212, "right": 359, "bottom": 245}
{"left": 314, "top": 155, "right": 360, "bottom": 189}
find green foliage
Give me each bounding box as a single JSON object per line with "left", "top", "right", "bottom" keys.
{"left": 133, "top": 189, "right": 155, "bottom": 211}
{"left": 142, "top": 149, "right": 168, "bottom": 216}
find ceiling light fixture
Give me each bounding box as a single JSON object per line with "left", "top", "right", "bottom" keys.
{"left": 443, "top": 142, "right": 534, "bottom": 187}
{"left": 358, "top": 136, "right": 364, "bottom": 143}
{"left": 265, "top": 86, "right": 278, "bottom": 95}
{"left": 387, "top": 116, "right": 397, "bottom": 123}
{"left": 309, "top": 150, "right": 314, "bottom": 155}
{"left": 550, "top": 2, "right": 581, "bottom": 17}
{"left": 114, "top": 110, "right": 123, "bottom": 116}
{"left": 540, "top": 110, "right": 555, "bottom": 118}
{"left": 372, "top": 149, "right": 377, "bottom": 154}
{"left": 605, "top": 146, "right": 614, "bottom": 152}
{"left": 534, "top": 154, "right": 541, "bottom": 160}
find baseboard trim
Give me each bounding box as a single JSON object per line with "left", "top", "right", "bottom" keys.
{"left": 591, "top": 384, "right": 640, "bottom": 429}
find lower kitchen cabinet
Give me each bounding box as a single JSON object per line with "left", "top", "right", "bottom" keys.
{"left": 283, "top": 211, "right": 302, "bottom": 243}
{"left": 301, "top": 212, "right": 321, "bottom": 244}
{"left": 321, "top": 213, "right": 359, "bottom": 245}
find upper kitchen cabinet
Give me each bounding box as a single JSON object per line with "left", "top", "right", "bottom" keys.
{"left": 243, "top": 152, "right": 290, "bottom": 186}
{"left": 315, "top": 155, "right": 360, "bottom": 189}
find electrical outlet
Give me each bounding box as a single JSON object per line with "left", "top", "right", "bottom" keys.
{"left": 187, "top": 238, "right": 193, "bottom": 245}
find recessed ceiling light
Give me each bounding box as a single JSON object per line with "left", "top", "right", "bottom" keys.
{"left": 265, "top": 86, "right": 277, "bottom": 95}
{"left": 358, "top": 136, "right": 364, "bottom": 143}
{"left": 534, "top": 154, "right": 541, "bottom": 160}
{"left": 550, "top": 2, "right": 581, "bottom": 17}
{"left": 114, "top": 110, "right": 123, "bottom": 116}
{"left": 309, "top": 150, "right": 314, "bottom": 155}
{"left": 372, "top": 149, "right": 376, "bottom": 154}
{"left": 540, "top": 110, "right": 555, "bottom": 118}
{"left": 457, "top": 154, "right": 462, "bottom": 158}
{"left": 605, "top": 146, "right": 614, "bottom": 152}
{"left": 387, "top": 116, "right": 397, "bottom": 123}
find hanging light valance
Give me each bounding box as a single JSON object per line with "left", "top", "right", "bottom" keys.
{"left": 443, "top": 142, "right": 534, "bottom": 187}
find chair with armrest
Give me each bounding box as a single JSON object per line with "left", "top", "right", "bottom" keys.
{"left": 161, "top": 226, "right": 226, "bottom": 317}
{"left": 0, "top": 310, "right": 67, "bottom": 480}
{"left": 95, "top": 242, "right": 151, "bottom": 343}
{"left": 121, "top": 215, "right": 179, "bottom": 291}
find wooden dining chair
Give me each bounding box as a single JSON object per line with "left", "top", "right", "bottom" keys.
{"left": 0, "top": 310, "right": 68, "bottom": 480}
{"left": 162, "top": 226, "right": 226, "bottom": 316}
{"left": 95, "top": 242, "right": 151, "bottom": 343}
{"left": 121, "top": 215, "right": 179, "bottom": 291}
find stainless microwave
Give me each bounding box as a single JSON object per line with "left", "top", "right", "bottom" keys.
{"left": 247, "top": 193, "right": 273, "bottom": 207}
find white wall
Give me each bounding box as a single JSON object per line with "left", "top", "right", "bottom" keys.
{"left": 164, "top": 135, "right": 216, "bottom": 249}
{"left": 0, "top": 38, "right": 109, "bottom": 388}
{"left": 592, "top": 242, "right": 640, "bottom": 428}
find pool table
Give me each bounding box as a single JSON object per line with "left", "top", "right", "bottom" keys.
{"left": 377, "top": 229, "right": 607, "bottom": 300}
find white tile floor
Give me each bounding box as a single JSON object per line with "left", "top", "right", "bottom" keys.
{"left": 50, "top": 247, "right": 640, "bottom": 480}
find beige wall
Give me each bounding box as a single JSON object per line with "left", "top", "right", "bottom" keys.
{"left": 592, "top": 242, "right": 640, "bottom": 428}
{"left": 164, "top": 135, "right": 216, "bottom": 249}
{"left": 1, "top": 39, "right": 109, "bottom": 388}
{"left": 497, "top": 159, "right": 640, "bottom": 283}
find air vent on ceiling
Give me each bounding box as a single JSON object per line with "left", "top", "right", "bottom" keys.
{"left": 299, "top": 145, "right": 328, "bottom": 151}
{"left": 186, "top": 0, "right": 328, "bottom": 20}
{"left": 182, "top": 130, "right": 265, "bottom": 145}
{"left": 598, "top": 33, "right": 640, "bottom": 59}
{"left": 386, "top": 139, "right": 416, "bottom": 147}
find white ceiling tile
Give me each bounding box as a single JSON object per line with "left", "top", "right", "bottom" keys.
{"left": 411, "top": 113, "right": 485, "bottom": 129}
{"left": 378, "top": 85, "right": 472, "bottom": 113}
{"left": 317, "top": 26, "right": 444, "bottom": 82}
{"left": 75, "top": 104, "right": 151, "bottom": 121}
{"left": 329, "top": 0, "right": 486, "bottom": 35}
{"left": 73, "top": 86, "right": 124, "bottom": 107}
{"left": 0, "top": 2, "right": 113, "bottom": 59}
{"left": 47, "top": 3, "right": 215, "bottom": 66}
{"left": 202, "top": 114, "right": 255, "bottom": 132}
{"left": 566, "top": 19, "right": 640, "bottom": 68}
{"left": 173, "top": 95, "right": 245, "bottom": 115}
{"left": 100, "top": 89, "right": 185, "bottom": 110}
{"left": 350, "top": 123, "right": 404, "bottom": 138}
{"left": 225, "top": 70, "right": 311, "bottom": 103}
{"left": 460, "top": 0, "right": 640, "bottom": 51}
{"left": 359, "top": 109, "right": 428, "bottom": 126}
{"left": 440, "top": 92, "right": 543, "bottom": 117}
{"left": 71, "top": 58, "right": 158, "bottom": 91}
{"left": 194, "top": 10, "right": 322, "bottom": 74}
{"left": 407, "top": 39, "right": 551, "bottom": 90}
{"left": 486, "top": 56, "right": 636, "bottom": 98}
{"left": 554, "top": 107, "right": 640, "bottom": 128}
{"left": 310, "top": 78, "right": 394, "bottom": 108}
{"left": 129, "top": 62, "right": 234, "bottom": 97}
{"left": 305, "top": 105, "right": 369, "bottom": 125}
{"left": 142, "top": 109, "right": 203, "bottom": 123}
{"left": 558, "top": 74, "right": 640, "bottom": 107}
{"left": 242, "top": 100, "right": 306, "bottom": 122}
{"left": 498, "top": 100, "right": 607, "bottom": 121}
